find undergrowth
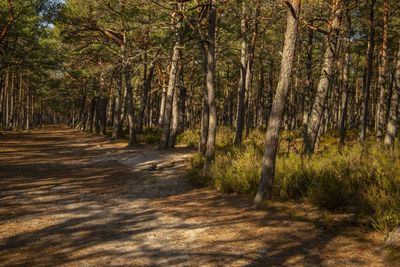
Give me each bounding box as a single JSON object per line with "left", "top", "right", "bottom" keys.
{"left": 186, "top": 128, "right": 400, "bottom": 233}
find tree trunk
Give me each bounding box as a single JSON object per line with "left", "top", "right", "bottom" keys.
{"left": 339, "top": 14, "right": 351, "bottom": 146}
{"left": 360, "top": 0, "right": 376, "bottom": 142}
{"left": 199, "top": 95, "right": 209, "bottom": 155}
{"left": 254, "top": 0, "right": 301, "bottom": 206}
{"left": 160, "top": 4, "right": 183, "bottom": 149}
{"left": 234, "top": 0, "right": 248, "bottom": 145}
{"left": 139, "top": 57, "right": 155, "bottom": 132}
{"left": 168, "top": 63, "right": 182, "bottom": 148}
{"left": 304, "top": 0, "right": 343, "bottom": 154}
{"left": 204, "top": 0, "right": 217, "bottom": 168}
{"left": 124, "top": 62, "right": 136, "bottom": 145}
{"left": 302, "top": 26, "right": 314, "bottom": 142}
{"left": 376, "top": 0, "right": 389, "bottom": 140}
{"left": 112, "top": 71, "right": 123, "bottom": 139}
{"left": 384, "top": 43, "right": 400, "bottom": 148}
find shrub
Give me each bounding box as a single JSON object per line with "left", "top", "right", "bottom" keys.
{"left": 192, "top": 139, "right": 400, "bottom": 233}
{"left": 210, "top": 146, "right": 261, "bottom": 194}
{"left": 275, "top": 154, "right": 312, "bottom": 199}
{"left": 216, "top": 126, "right": 234, "bottom": 149}
{"left": 177, "top": 128, "right": 199, "bottom": 147}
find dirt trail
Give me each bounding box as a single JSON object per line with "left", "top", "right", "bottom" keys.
{"left": 0, "top": 128, "right": 390, "bottom": 266}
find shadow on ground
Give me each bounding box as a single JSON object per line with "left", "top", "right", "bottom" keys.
{"left": 0, "top": 128, "right": 387, "bottom": 266}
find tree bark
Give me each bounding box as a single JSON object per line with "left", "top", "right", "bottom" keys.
{"left": 376, "top": 0, "right": 389, "bottom": 140}
{"left": 204, "top": 0, "right": 217, "bottom": 168}
{"left": 254, "top": 0, "right": 301, "bottom": 206}
{"left": 384, "top": 43, "right": 400, "bottom": 149}
{"left": 124, "top": 61, "right": 136, "bottom": 145}
{"left": 360, "top": 0, "right": 376, "bottom": 142}
{"left": 234, "top": 0, "right": 248, "bottom": 145}
{"left": 160, "top": 4, "right": 183, "bottom": 149}
{"left": 139, "top": 56, "right": 155, "bottom": 132}
{"left": 339, "top": 14, "right": 351, "bottom": 146}
{"left": 112, "top": 70, "right": 123, "bottom": 139}
{"left": 168, "top": 62, "right": 182, "bottom": 148}
{"left": 304, "top": 0, "right": 343, "bottom": 154}
{"left": 302, "top": 26, "right": 314, "bottom": 143}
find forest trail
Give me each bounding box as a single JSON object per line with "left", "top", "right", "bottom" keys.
{"left": 0, "top": 129, "right": 389, "bottom": 266}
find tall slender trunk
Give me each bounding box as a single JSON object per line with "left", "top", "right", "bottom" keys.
{"left": 199, "top": 95, "right": 209, "bottom": 154}
{"left": 245, "top": 2, "right": 260, "bottom": 136}
{"left": 158, "top": 83, "right": 167, "bottom": 128}
{"left": 204, "top": 0, "right": 217, "bottom": 168}
{"left": 160, "top": 4, "right": 183, "bottom": 149}
{"left": 360, "top": 0, "right": 376, "bottom": 142}
{"left": 112, "top": 70, "right": 123, "bottom": 139}
{"left": 384, "top": 43, "right": 400, "bottom": 148}
{"left": 254, "top": 0, "right": 301, "bottom": 206}
{"left": 168, "top": 63, "right": 182, "bottom": 148}
{"left": 25, "top": 84, "right": 30, "bottom": 131}
{"left": 302, "top": 27, "right": 314, "bottom": 141}
{"left": 376, "top": 0, "right": 389, "bottom": 140}
{"left": 234, "top": 1, "right": 248, "bottom": 145}
{"left": 304, "top": 0, "right": 343, "bottom": 154}
{"left": 339, "top": 14, "right": 351, "bottom": 145}
{"left": 124, "top": 62, "right": 136, "bottom": 145}
{"left": 139, "top": 60, "right": 155, "bottom": 132}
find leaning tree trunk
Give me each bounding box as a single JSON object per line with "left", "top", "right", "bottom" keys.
{"left": 160, "top": 4, "right": 183, "bottom": 149}
{"left": 254, "top": 0, "right": 301, "bottom": 206}
{"left": 376, "top": 0, "right": 389, "bottom": 140}
{"left": 304, "top": 0, "right": 343, "bottom": 155}
{"left": 384, "top": 43, "right": 400, "bottom": 149}
{"left": 204, "top": 0, "right": 217, "bottom": 169}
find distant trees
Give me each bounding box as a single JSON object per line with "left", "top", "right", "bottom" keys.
{"left": 0, "top": 0, "right": 62, "bottom": 130}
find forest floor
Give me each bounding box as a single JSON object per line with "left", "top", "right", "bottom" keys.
{"left": 0, "top": 127, "right": 393, "bottom": 266}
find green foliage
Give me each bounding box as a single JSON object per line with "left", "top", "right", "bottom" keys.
{"left": 191, "top": 138, "right": 400, "bottom": 233}
{"left": 210, "top": 146, "right": 261, "bottom": 194}
{"left": 187, "top": 152, "right": 209, "bottom": 186}
{"left": 275, "top": 154, "right": 312, "bottom": 199}
{"left": 176, "top": 126, "right": 234, "bottom": 149}
{"left": 176, "top": 128, "right": 199, "bottom": 148}
{"left": 215, "top": 126, "right": 234, "bottom": 149}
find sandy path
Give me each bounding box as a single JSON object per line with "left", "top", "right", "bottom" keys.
{"left": 0, "top": 128, "right": 390, "bottom": 266}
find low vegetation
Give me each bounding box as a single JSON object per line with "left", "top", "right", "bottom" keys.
{"left": 180, "top": 128, "right": 400, "bottom": 233}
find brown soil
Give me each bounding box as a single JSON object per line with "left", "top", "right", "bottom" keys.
{"left": 0, "top": 128, "right": 392, "bottom": 266}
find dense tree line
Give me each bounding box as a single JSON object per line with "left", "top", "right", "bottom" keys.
{"left": 1, "top": 0, "right": 400, "bottom": 204}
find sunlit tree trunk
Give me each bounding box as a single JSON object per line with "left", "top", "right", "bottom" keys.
{"left": 304, "top": 0, "right": 343, "bottom": 154}
{"left": 384, "top": 43, "right": 400, "bottom": 149}
{"left": 204, "top": 0, "right": 217, "bottom": 168}
{"left": 339, "top": 14, "right": 351, "bottom": 146}
{"left": 168, "top": 62, "right": 182, "bottom": 148}
{"left": 254, "top": 0, "right": 301, "bottom": 206}
{"left": 160, "top": 3, "right": 183, "bottom": 149}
